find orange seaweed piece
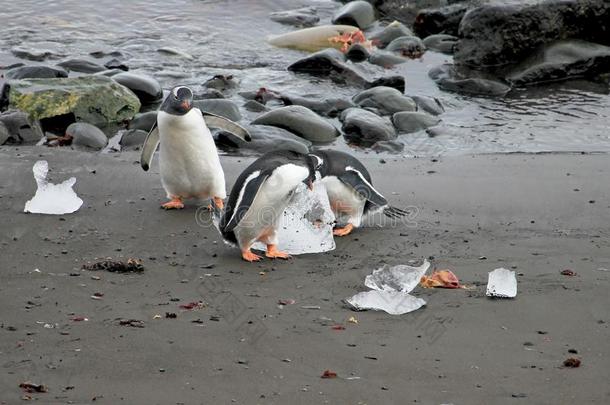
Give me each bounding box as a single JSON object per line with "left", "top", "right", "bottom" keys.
{"left": 420, "top": 270, "right": 462, "bottom": 289}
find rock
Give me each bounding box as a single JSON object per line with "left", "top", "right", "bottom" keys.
{"left": 422, "top": 34, "right": 458, "bottom": 54}
{"left": 506, "top": 40, "right": 610, "bottom": 85}
{"left": 193, "top": 99, "right": 241, "bottom": 122}
{"left": 371, "top": 139, "right": 404, "bottom": 153}
{"left": 429, "top": 64, "right": 511, "bottom": 96}
{"left": 57, "top": 59, "right": 106, "bottom": 73}
{"left": 128, "top": 111, "right": 157, "bottom": 132}
{"left": 345, "top": 43, "right": 370, "bottom": 62}
{"left": 90, "top": 50, "right": 123, "bottom": 59}
{"left": 370, "top": 21, "right": 414, "bottom": 49}
{"left": 0, "top": 81, "right": 9, "bottom": 111}
{"left": 120, "top": 129, "right": 148, "bottom": 150}
{"left": 368, "top": 76, "right": 406, "bottom": 93}
{"left": 269, "top": 7, "right": 320, "bottom": 27}
{"left": 197, "top": 89, "right": 225, "bottom": 99}
{"left": 340, "top": 108, "right": 396, "bottom": 145}
{"left": 251, "top": 105, "right": 339, "bottom": 142}
{"left": 112, "top": 72, "right": 163, "bottom": 104}
{"left": 454, "top": 0, "right": 610, "bottom": 69}
{"left": 386, "top": 36, "right": 426, "bottom": 58}
{"left": 5, "top": 66, "right": 68, "bottom": 80}
{"left": 0, "top": 110, "right": 44, "bottom": 144}
{"left": 268, "top": 25, "right": 360, "bottom": 53}
{"left": 0, "top": 121, "right": 9, "bottom": 145}
{"left": 280, "top": 94, "right": 355, "bottom": 118}
{"left": 243, "top": 100, "right": 269, "bottom": 113}
{"left": 410, "top": 95, "right": 445, "bottom": 115}
{"left": 376, "top": 0, "right": 469, "bottom": 26}
{"left": 392, "top": 111, "right": 441, "bottom": 133}
{"left": 11, "top": 47, "right": 58, "bottom": 62}
{"left": 157, "top": 47, "right": 194, "bottom": 60}
{"left": 368, "top": 50, "right": 408, "bottom": 68}
{"left": 353, "top": 87, "right": 416, "bottom": 115}
{"left": 65, "top": 122, "right": 108, "bottom": 149}
{"left": 203, "top": 74, "right": 239, "bottom": 93}
{"left": 414, "top": 3, "right": 471, "bottom": 37}
{"left": 104, "top": 58, "right": 129, "bottom": 71}
{"left": 216, "top": 124, "right": 312, "bottom": 154}
{"left": 332, "top": 1, "right": 376, "bottom": 29}
{"left": 8, "top": 76, "right": 141, "bottom": 128}
{"left": 94, "top": 69, "right": 124, "bottom": 77}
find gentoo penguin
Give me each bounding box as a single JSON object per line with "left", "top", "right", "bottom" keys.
{"left": 309, "top": 149, "right": 408, "bottom": 236}
{"left": 219, "top": 150, "right": 319, "bottom": 262}
{"left": 140, "top": 86, "right": 250, "bottom": 210}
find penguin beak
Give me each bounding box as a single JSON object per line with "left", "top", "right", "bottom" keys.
{"left": 307, "top": 179, "right": 314, "bottom": 191}
{"left": 181, "top": 100, "right": 191, "bottom": 110}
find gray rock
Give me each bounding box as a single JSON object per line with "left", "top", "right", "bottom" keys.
{"left": 112, "top": 72, "right": 163, "bottom": 104}
{"left": 128, "top": 111, "right": 157, "bottom": 132}
{"left": 0, "top": 121, "right": 9, "bottom": 145}
{"left": 340, "top": 108, "right": 396, "bottom": 145}
{"left": 5, "top": 66, "right": 68, "bottom": 80}
{"left": 368, "top": 50, "right": 408, "bottom": 68}
{"left": 353, "top": 87, "right": 416, "bottom": 115}
{"left": 422, "top": 34, "right": 458, "bottom": 54}
{"left": 251, "top": 105, "right": 339, "bottom": 142}
{"left": 386, "top": 36, "right": 426, "bottom": 58}
{"left": 371, "top": 139, "right": 404, "bottom": 153}
{"left": 90, "top": 50, "right": 123, "bottom": 59}
{"left": 410, "top": 95, "right": 445, "bottom": 115}
{"left": 345, "top": 43, "right": 370, "bottom": 63}
{"left": 66, "top": 122, "right": 108, "bottom": 150}
{"left": 370, "top": 22, "right": 414, "bottom": 49}
{"left": 119, "top": 129, "right": 148, "bottom": 150}
{"left": 392, "top": 111, "right": 441, "bottom": 133}
{"left": 157, "top": 47, "right": 194, "bottom": 60}
{"left": 104, "top": 58, "right": 129, "bottom": 71}
{"left": 57, "top": 59, "right": 106, "bottom": 73}
{"left": 216, "top": 124, "right": 311, "bottom": 155}
{"left": 243, "top": 100, "right": 269, "bottom": 113}
{"left": 197, "top": 89, "right": 225, "bottom": 99}
{"left": 269, "top": 7, "right": 320, "bottom": 27}
{"left": 203, "top": 74, "right": 239, "bottom": 93}
{"left": 429, "top": 64, "right": 511, "bottom": 96}
{"left": 194, "top": 99, "right": 242, "bottom": 122}
{"left": 332, "top": 1, "right": 376, "bottom": 29}
{"left": 11, "top": 47, "right": 59, "bottom": 62}
{"left": 280, "top": 94, "right": 355, "bottom": 117}
{"left": 0, "top": 110, "right": 44, "bottom": 144}
{"left": 94, "top": 69, "right": 125, "bottom": 77}
{"left": 414, "top": 3, "right": 472, "bottom": 37}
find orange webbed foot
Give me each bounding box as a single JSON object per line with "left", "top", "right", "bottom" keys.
{"left": 333, "top": 223, "right": 354, "bottom": 237}
{"left": 265, "top": 244, "right": 291, "bottom": 260}
{"left": 213, "top": 197, "right": 224, "bottom": 210}
{"left": 161, "top": 197, "right": 184, "bottom": 210}
{"left": 242, "top": 250, "right": 263, "bottom": 262}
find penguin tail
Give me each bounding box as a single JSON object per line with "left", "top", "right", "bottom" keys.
{"left": 383, "top": 206, "right": 411, "bottom": 219}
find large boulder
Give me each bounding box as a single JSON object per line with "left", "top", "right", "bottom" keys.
{"left": 5, "top": 66, "right": 68, "bottom": 80}
{"left": 8, "top": 76, "right": 141, "bottom": 128}
{"left": 375, "top": 0, "right": 470, "bottom": 26}
{"left": 112, "top": 72, "right": 163, "bottom": 104}
{"left": 414, "top": 3, "right": 472, "bottom": 37}
{"left": 251, "top": 105, "right": 339, "bottom": 143}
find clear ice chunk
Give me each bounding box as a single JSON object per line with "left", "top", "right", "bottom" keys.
{"left": 365, "top": 260, "right": 431, "bottom": 293}
{"left": 24, "top": 160, "right": 83, "bottom": 215}
{"left": 345, "top": 291, "right": 426, "bottom": 315}
{"left": 486, "top": 267, "right": 517, "bottom": 298}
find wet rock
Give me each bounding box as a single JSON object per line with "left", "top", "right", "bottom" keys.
{"left": 11, "top": 47, "right": 58, "bottom": 62}
{"left": 280, "top": 94, "right": 355, "bottom": 117}
{"left": 392, "top": 111, "right": 441, "bottom": 133}
{"left": 368, "top": 76, "right": 406, "bottom": 93}
{"left": 203, "top": 74, "right": 239, "bottom": 94}
{"left": 506, "top": 40, "right": 610, "bottom": 85}
{"left": 429, "top": 64, "right": 511, "bottom": 96}
{"left": 371, "top": 139, "right": 404, "bottom": 153}
{"left": 128, "top": 111, "right": 157, "bottom": 132}
{"left": 414, "top": 3, "right": 471, "bottom": 37}
{"left": 454, "top": 0, "right": 610, "bottom": 69}
{"left": 57, "top": 58, "right": 106, "bottom": 73}
{"left": 368, "top": 50, "right": 408, "bottom": 68}
{"left": 332, "top": 1, "right": 376, "bottom": 29}
{"left": 340, "top": 108, "right": 396, "bottom": 145}
{"left": 0, "top": 122, "right": 9, "bottom": 145}
{"left": 370, "top": 21, "right": 414, "bottom": 49}
{"left": 376, "top": 0, "right": 469, "bottom": 26}
{"left": 90, "top": 50, "right": 123, "bottom": 59}
{"left": 120, "top": 129, "right": 148, "bottom": 150}
{"left": 157, "top": 47, "right": 194, "bottom": 60}
{"left": 194, "top": 99, "right": 241, "bottom": 122}
{"left": 197, "top": 89, "right": 225, "bottom": 99}
{"left": 216, "top": 124, "right": 311, "bottom": 154}
{"left": 0, "top": 81, "right": 8, "bottom": 111}
{"left": 422, "top": 34, "right": 458, "bottom": 54}
{"left": 94, "top": 69, "right": 124, "bottom": 77}
{"left": 112, "top": 72, "right": 163, "bottom": 104}
{"left": 251, "top": 105, "right": 339, "bottom": 142}
{"left": 9, "top": 76, "right": 141, "bottom": 127}
{"left": 104, "top": 58, "right": 129, "bottom": 71}
{"left": 5, "top": 66, "right": 68, "bottom": 80}
{"left": 269, "top": 7, "right": 320, "bottom": 27}
{"left": 243, "top": 100, "right": 269, "bottom": 113}
{"left": 410, "top": 95, "right": 445, "bottom": 115}
{"left": 386, "top": 36, "right": 426, "bottom": 58}
{"left": 0, "top": 110, "right": 44, "bottom": 144}
{"left": 66, "top": 122, "right": 108, "bottom": 150}
{"left": 345, "top": 43, "right": 370, "bottom": 63}
{"left": 353, "top": 87, "right": 416, "bottom": 115}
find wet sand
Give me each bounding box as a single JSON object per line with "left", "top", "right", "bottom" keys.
{"left": 1, "top": 147, "right": 609, "bottom": 404}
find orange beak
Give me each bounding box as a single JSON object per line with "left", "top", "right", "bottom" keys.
{"left": 181, "top": 100, "right": 190, "bottom": 110}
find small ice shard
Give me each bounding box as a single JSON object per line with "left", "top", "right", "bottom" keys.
{"left": 486, "top": 268, "right": 517, "bottom": 298}
{"left": 24, "top": 160, "right": 83, "bottom": 215}
{"left": 253, "top": 181, "right": 335, "bottom": 255}
{"left": 345, "top": 291, "right": 426, "bottom": 315}
{"left": 365, "top": 260, "right": 430, "bottom": 293}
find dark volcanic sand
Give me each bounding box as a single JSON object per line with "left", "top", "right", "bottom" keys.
{"left": 1, "top": 147, "right": 609, "bottom": 404}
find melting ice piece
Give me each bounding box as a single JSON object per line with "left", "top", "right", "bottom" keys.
{"left": 253, "top": 181, "right": 336, "bottom": 255}
{"left": 365, "top": 260, "right": 430, "bottom": 293}
{"left": 486, "top": 268, "right": 517, "bottom": 298}
{"left": 24, "top": 160, "right": 83, "bottom": 215}
{"left": 345, "top": 291, "right": 426, "bottom": 315}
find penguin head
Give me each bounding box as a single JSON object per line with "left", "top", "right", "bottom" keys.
{"left": 304, "top": 154, "right": 323, "bottom": 190}
{"left": 308, "top": 153, "right": 326, "bottom": 178}
{"left": 161, "top": 86, "right": 194, "bottom": 116}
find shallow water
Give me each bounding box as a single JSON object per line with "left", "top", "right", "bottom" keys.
{"left": 1, "top": 0, "right": 610, "bottom": 157}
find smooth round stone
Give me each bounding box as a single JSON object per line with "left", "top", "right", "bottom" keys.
{"left": 280, "top": 94, "right": 355, "bottom": 118}
{"left": 392, "top": 111, "right": 441, "bottom": 133}
{"left": 112, "top": 72, "right": 163, "bottom": 104}
{"left": 66, "top": 122, "right": 108, "bottom": 150}
{"left": 128, "top": 111, "right": 157, "bottom": 132}
{"left": 119, "top": 129, "right": 148, "bottom": 150}
{"left": 196, "top": 89, "right": 225, "bottom": 99}
{"left": 269, "top": 7, "right": 319, "bottom": 27}
{"left": 345, "top": 43, "right": 370, "bottom": 62}
{"left": 0, "top": 110, "right": 44, "bottom": 144}
{"left": 353, "top": 86, "right": 416, "bottom": 115}
{"left": 332, "top": 1, "right": 376, "bottom": 29}
{"left": 104, "top": 58, "right": 129, "bottom": 71}
{"left": 5, "top": 66, "right": 68, "bottom": 79}
{"left": 422, "top": 34, "right": 458, "bottom": 54}
{"left": 251, "top": 105, "right": 339, "bottom": 143}
{"left": 340, "top": 108, "right": 396, "bottom": 145}
{"left": 368, "top": 50, "right": 408, "bottom": 68}
{"left": 386, "top": 36, "right": 426, "bottom": 58}
{"left": 243, "top": 100, "right": 269, "bottom": 113}
{"left": 370, "top": 21, "right": 414, "bottom": 49}
{"left": 410, "top": 95, "right": 445, "bottom": 116}
{"left": 216, "top": 124, "right": 312, "bottom": 155}
{"left": 57, "top": 58, "right": 106, "bottom": 73}
{"left": 429, "top": 64, "right": 511, "bottom": 97}
{"left": 194, "top": 99, "right": 242, "bottom": 122}
{"left": 203, "top": 74, "right": 239, "bottom": 93}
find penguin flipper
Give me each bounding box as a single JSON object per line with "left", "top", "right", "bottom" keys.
{"left": 221, "top": 171, "right": 270, "bottom": 233}
{"left": 200, "top": 110, "right": 252, "bottom": 142}
{"left": 339, "top": 168, "right": 388, "bottom": 207}
{"left": 140, "top": 121, "right": 159, "bottom": 171}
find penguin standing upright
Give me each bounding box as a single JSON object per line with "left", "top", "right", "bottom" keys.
{"left": 140, "top": 86, "right": 250, "bottom": 210}
{"left": 309, "top": 149, "right": 409, "bottom": 236}
{"left": 219, "top": 150, "right": 319, "bottom": 262}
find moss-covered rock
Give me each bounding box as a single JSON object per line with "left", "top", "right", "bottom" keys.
{"left": 8, "top": 76, "right": 141, "bottom": 127}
